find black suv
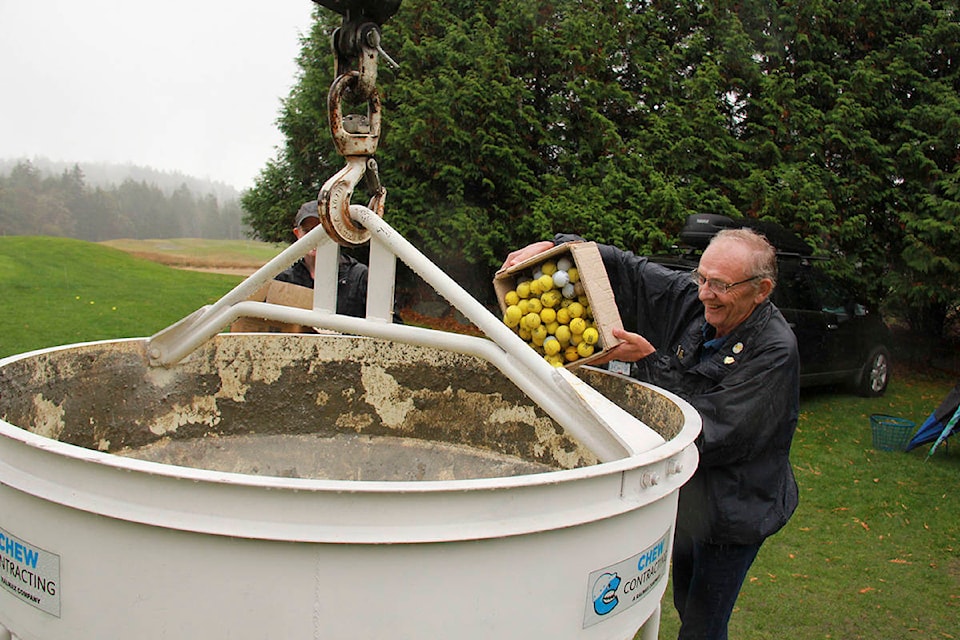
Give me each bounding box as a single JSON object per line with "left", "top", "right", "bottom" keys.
{"left": 651, "top": 214, "right": 892, "bottom": 396}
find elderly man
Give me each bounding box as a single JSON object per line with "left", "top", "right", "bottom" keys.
{"left": 503, "top": 228, "right": 800, "bottom": 640}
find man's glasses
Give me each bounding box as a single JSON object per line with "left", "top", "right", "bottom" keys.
{"left": 690, "top": 270, "right": 760, "bottom": 295}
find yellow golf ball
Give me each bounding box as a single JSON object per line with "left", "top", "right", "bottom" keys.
{"left": 538, "top": 274, "right": 555, "bottom": 292}
{"left": 543, "top": 336, "right": 561, "bottom": 356}
{"left": 541, "top": 290, "right": 562, "bottom": 309}
{"left": 582, "top": 327, "right": 599, "bottom": 345}
{"left": 569, "top": 317, "right": 586, "bottom": 335}
{"left": 531, "top": 324, "right": 548, "bottom": 345}
{"left": 504, "top": 305, "right": 522, "bottom": 328}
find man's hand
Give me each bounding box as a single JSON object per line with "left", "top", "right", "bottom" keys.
{"left": 500, "top": 240, "right": 555, "bottom": 271}
{"left": 589, "top": 328, "right": 656, "bottom": 365}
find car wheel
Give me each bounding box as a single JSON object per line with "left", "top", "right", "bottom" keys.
{"left": 856, "top": 346, "right": 890, "bottom": 397}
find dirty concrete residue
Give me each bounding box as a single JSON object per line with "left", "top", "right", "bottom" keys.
{"left": 360, "top": 363, "right": 416, "bottom": 429}
{"left": 149, "top": 395, "right": 221, "bottom": 436}
{"left": 30, "top": 393, "right": 65, "bottom": 441}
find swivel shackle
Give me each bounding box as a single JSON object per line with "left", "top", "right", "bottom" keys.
{"left": 315, "top": 0, "right": 401, "bottom": 100}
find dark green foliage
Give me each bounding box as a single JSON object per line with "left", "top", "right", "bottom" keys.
{"left": 244, "top": 0, "right": 960, "bottom": 338}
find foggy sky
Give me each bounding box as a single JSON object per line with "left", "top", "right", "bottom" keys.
{"left": 0, "top": 1, "right": 317, "bottom": 190}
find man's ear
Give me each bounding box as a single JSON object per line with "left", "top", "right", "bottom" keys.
{"left": 755, "top": 278, "right": 774, "bottom": 302}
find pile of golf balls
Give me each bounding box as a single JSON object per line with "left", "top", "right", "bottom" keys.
{"left": 501, "top": 256, "right": 602, "bottom": 367}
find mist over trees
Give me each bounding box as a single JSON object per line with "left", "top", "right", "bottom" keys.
{"left": 0, "top": 159, "right": 246, "bottom": 241}
{"left": 247, "top": 0, "right": 959, "bottom": 340}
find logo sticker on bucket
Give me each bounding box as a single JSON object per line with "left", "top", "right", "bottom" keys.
{"left": 582, "top": 528, "right": 670, "bottom": 628}
{"left": 0, "top": 526, "right": 61, "bottom": 617}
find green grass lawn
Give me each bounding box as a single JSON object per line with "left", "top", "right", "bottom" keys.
{"left": 0, "top": 236, "right": 244, "bottom": 358}
{"left": 2, "top": 236, "right": 957, "bottom": 639}
{"left": 653, "top": 371, "right": 959, "bottom": 640}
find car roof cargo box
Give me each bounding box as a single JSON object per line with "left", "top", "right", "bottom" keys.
{"left": 679, "top": 214, "right": 812, "bottom": 256}
{"left": 679, "top": 214, "right": 739, "bottom": 248}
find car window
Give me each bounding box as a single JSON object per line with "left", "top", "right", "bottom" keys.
{"left": 808, "top": 263, "right": 860, "bottom": 317}
{"left": 774, "top": 258, "right": 859, "bottom": 318}
{"left": 774, "top": 260, "right": 819, "bottom": 312}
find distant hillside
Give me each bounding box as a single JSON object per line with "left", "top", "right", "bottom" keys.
{"left": 0, "top": 156, "right": 239, "bottom": 203}
{"left": 0, "top": 158, "right": 247, "bottom": 241}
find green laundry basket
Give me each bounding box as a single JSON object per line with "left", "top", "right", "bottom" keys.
{"left": 870, "top": 414, "right": 915, "bottom": 451}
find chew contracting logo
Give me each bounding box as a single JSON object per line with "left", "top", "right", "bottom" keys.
{"left": 591, "top": 572, "right": 621, "bottom": 615}
{"left": 0, "top": 527, "right": 61, "bottom": 617}
{"left": 582, "top": 529, "right": 670, "bottom": 628}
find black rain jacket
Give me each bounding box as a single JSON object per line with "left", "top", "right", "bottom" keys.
{"left": 556, "top": 234, "right": 800, "bottom": 544}
{"left": 275, "top": 255, "right": 369, "bottom": 318}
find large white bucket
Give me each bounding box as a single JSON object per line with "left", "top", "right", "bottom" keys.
{"left": 0, "top": 334, "right": 699, "bottom": 639}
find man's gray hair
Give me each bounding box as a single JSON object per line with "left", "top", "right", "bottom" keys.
{"left": 712, "top": 228, "right": 778, "bottom": 288}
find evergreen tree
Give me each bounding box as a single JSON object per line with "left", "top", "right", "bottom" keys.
{"left": 242, "top": 0, "right": 959, "bottom": 337}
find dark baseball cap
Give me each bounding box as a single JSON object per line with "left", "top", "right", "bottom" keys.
{"left": 295, "top": 201, "right": 320, "bottom": 227}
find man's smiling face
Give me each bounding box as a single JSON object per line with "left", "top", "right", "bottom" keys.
{"left": 696, "top": 238, "right": 773, "bottom": 337}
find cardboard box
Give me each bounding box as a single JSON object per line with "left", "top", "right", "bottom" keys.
{"left": 229, "top": 280, "right": 317, "bottom": 334}
{"left": 493, "top": 241, "right": 622, "bottom": 368}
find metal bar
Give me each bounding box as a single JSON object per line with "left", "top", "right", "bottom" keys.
{"left": 366, "top": 236, "right": 396, "bottom": 322}
{"left": 314, "top": 240, "right": 339, "bottom": 314}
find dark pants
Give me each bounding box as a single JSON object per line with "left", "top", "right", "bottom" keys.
{"left": 672, "top": 527, "right": 763, "bottom": 640}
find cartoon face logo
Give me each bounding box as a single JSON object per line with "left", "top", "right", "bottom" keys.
{"left": 592, "top": 572, "right": 621, "bottom": 615}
